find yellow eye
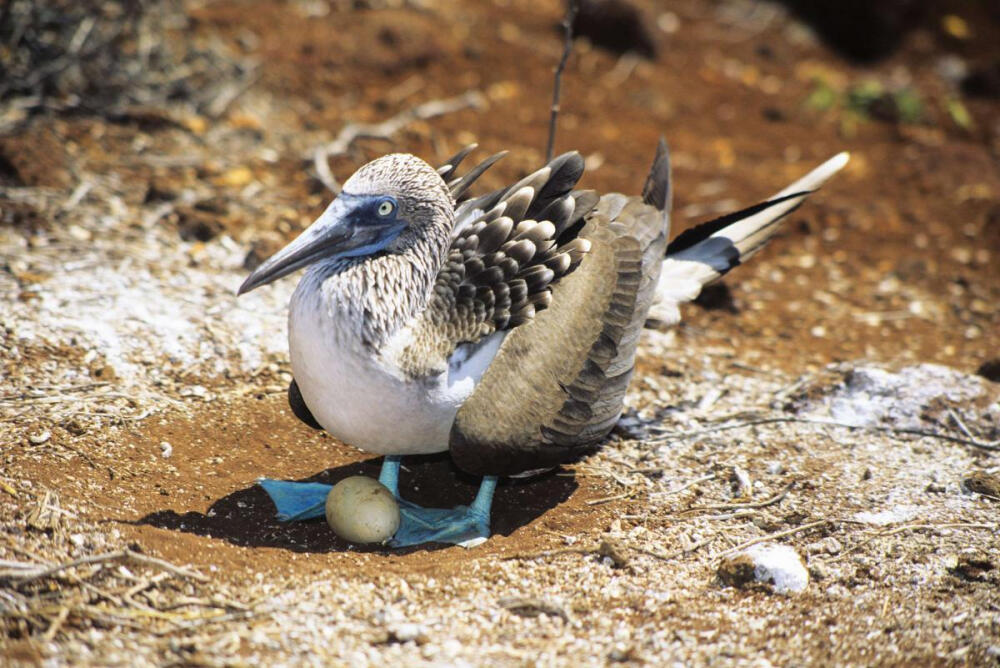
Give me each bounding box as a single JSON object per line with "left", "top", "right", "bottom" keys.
{"left": 378, "top": 201, "right": 395, "bottom": 216}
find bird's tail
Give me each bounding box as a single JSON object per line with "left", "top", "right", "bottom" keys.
{"left": 648, "top": 152, "right": 849, "bottom": 324}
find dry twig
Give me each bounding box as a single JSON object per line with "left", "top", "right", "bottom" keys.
{"left": 826, "top": 522, "right": 998, "bottom": 564}
{"left": 674, "top": 481, "right": 795, "bottom": 516}
{"left": 499, "top": 596, "right": 570, "bottom": 622}
{"left": 7, "top": 549, "right": 209, "bottom": 584}
{"left": 546, "top": 0, "right": 579, "bottom": 162}
{"left": 311, "top": 91, "right": 486, "bottom": 193}
{"left": 654, "top": 415, "right": 1000, "bottom": 451}
{"left": 650, "top": 472, "right": 718, "bottom": 497}
{"left": 715, "top": 519, "right": 830, "bottom": 559}
{"left": 634, "top": 537, "right": 715, "bottom": 562}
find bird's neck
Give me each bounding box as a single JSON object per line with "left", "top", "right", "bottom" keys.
{"left": 310, "top": 226, "right": 450, "bottom": 349}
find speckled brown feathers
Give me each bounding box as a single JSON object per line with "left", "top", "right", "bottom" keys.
{"left": 450, "top": 141, "right": 671, "bottom": 476}
{"left": 395, "top": 151, "right": 594, "bottom": 378}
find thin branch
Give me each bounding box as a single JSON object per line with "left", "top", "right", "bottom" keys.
{"left": 650, "top": 472, "right": 717, "bottom": 497}
{"left": 715, "top": 519, "right": 830, "bottom": 559}
{"left": 7, "top": 549, "right": 209, "bottom": 583}
{"left": 826, "top": 522, "right": 998, "bottom": 564}
{"left": 634, "top": 537, "right": 715, "bottom": 562}
{"left": 673, "top": 481, "right": 795, "bottom": 516}
{"left": 500, "top": 538, "right": 629, "bottom": 569}
{"left": 310, "top": 90, "right": 485, "bottom": 194}
{"left": 546, "top": 0, "right": 579, "bottom": 162}
{"left": 653, "top": 415, "right": 1000, "bottom": 451}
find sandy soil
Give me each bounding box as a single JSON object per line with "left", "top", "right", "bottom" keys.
{"left": 2, "top": 0, "right": 999, "bottom": 665}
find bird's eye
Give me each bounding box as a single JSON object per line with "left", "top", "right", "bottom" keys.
{"left": 377, "top": 200, "right": 395, "bottom": 217}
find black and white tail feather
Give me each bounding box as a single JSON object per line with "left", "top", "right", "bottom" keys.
{"left": 649, "top": 152, "right": 849, "bottom": 324}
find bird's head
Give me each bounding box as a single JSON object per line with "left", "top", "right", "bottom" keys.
{"left": 238, "top": 153, "right": 452, "bottom": 295}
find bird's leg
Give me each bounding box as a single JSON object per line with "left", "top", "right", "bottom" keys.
{"left": 377, "top": 455, "right": 402, "bottom": 496}
{"left": 391, "top": 475, "right": 498, "bottom": 549}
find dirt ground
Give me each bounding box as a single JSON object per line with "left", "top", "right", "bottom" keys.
{"left": 2, "top": 0, "right": 999, "bottom": 665}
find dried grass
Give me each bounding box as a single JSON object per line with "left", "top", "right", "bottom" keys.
{"left": 0, "top": 0, "right": 253, "bottom": 132}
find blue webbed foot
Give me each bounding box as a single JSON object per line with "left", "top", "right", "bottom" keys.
{"left": 380, "top": 456, "right": 496, "bottom": 547}
{"left": 391, "top": 491, "right": 493, "bottom": 548}
{"left": 258, "top": 457, "right": 498, "bottom": 548}
{"left": 258, "top": 478, "right": 331, "bottom": 521}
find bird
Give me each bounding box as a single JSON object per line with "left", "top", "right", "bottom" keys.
{"left": 238, "top": 139, "right": 848, "bottom": 547}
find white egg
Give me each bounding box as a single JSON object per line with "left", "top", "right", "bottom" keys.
{"left": 325, "top": 476, "right": 400, "bottom": 544}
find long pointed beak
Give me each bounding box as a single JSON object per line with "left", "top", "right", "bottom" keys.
{"left": 237, "top": 196, "right": 404, "bottom": 295}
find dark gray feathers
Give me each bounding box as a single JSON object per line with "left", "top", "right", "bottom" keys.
{"left": 428, "top": 151, "right": 594, "bottom": 339}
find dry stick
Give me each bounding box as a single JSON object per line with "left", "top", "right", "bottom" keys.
{"left": 674, "top": 481, "right": 795, "bottom": 516}
{"left": 650, "top": 472, "right": 717, "bottom": 497}
{"left": 826, "top": 522, "right": 997, "bottom": 564}
{"left": 0, "top": 381, "right": 111, "bottom": 402}
{"left": 499, "top": 538, "right": 629, "bottom": 567}
{"left": 715, "top": 519, "right": 831, "bottom": 559}
{"left": 586, "top": 491, "right": 636, "bottom": 506}
{"left": 10, "top": 549, "right": 209, "bottom": 584}
{"left": 654, "top": 415, "right": 1000, "bottom": 452}
{"left": 501, "top": 545, "right": 599, "bottom": 562}
{"left": 545, "top": 0, "right": 579, "bottom": 162}
{"left": 42, "top": 606, "right": 70, "bottom": 641}
{"left": 499, "top": 596, "right": 571, "bottom": 622}
{"left": 311, "top": 90, "right": 485, "bottom": 193}
{"left": 635, "top": 536, "right": 715, "bottom": 562}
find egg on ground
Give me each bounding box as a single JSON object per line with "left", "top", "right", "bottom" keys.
{"left": 325, "top": 476, "right": 400, "bottom": 544}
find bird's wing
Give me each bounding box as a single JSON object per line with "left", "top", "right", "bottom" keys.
{"left": 450, "top": 140, "right": 672, "bottom": 476}
{"left": 650, "top": 152, "right": 849, "bottom": 324}
{"left": 397, "top": 152, "right": 597, "bottom": 378}
{"left": 437, "top": 143, "right": 509, "bottom": 207}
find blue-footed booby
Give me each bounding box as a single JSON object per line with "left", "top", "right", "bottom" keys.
{"left": 238, "top": 139, "right": 848, "bottom": 547}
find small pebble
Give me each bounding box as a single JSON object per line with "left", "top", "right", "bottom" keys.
{"left": 964, "top": 471, "right": 1000, "bottom": 497}
{"left": 805, "top": 536, "right": 842, "bottom": 555}
{"left": 718, "top": 543, "right": 809, "bottom": 594}
{"left": 384, "top": 622, "right": 428, "bottom": 645}
{"left": 28, "top": 430, "right": 51, "bottom": 445}
{"left": 159, "top": 441, "right": 173, "bottom": 458}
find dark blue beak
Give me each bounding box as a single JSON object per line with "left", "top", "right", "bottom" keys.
{"left": 238, "top": 194, "right": 405, "bottom": 295}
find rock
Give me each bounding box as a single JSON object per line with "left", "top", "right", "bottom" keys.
{"left": 808, "top": 562, "right": 830, "bottom": 581}
{"left": 805, "top": 536, "right": 842, "bottom": 555}
{"left": 852, "top": 505, "right": 920, "bottom": 526}
{"left": 964, "top": 471, "right": 1000, "bottom": 497}
{"left": 977, "top": 358, "right": 1000, "bottom": 383}
{"left": 718, "top": 543, "right": 809, "bottom": 594}
{"left": 947, "top": 554, "right": 995, "bottom": 582}
{"left": 28, "top": 430, "right": 51, "bottom": 445}
{"left": 383, "top": 622, "right": 429, "bottom": 645}
{"left": 717, "top": 553, "right": 757, "bottom": 588}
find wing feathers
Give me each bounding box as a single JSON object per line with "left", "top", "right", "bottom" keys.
{"left": 438, "top": 143, "right": 479, "bottom": 180}
{"left": 650, "top": 152, "right": 849, "bottom": 324}
{"left": 419, "top": 150, "right": 597, "bottom": 371}
{"left": 448, "top": 151, "right": 508, "bottom": 200}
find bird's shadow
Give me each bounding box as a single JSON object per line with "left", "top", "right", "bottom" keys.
{"left": 137, "top": 454, "right": 577, "bottom": 554}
